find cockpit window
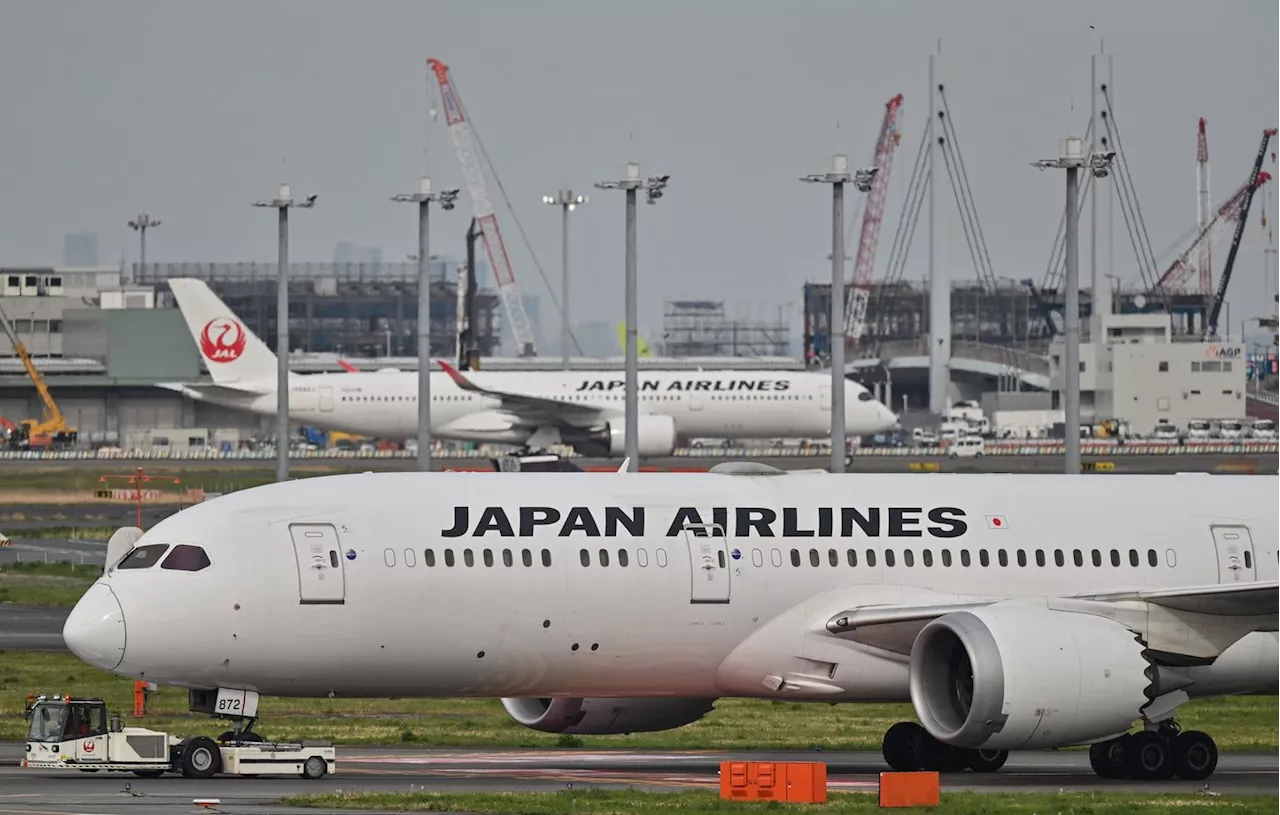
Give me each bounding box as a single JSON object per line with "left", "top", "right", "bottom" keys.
{"left": 858, "top": 391, "right": 873, "bottom": 401}
{"left": 116, "top": 544, "right": 170, "bottom": 570}
{"left": 161, "top": 544, "right": 211, "bottom": 572}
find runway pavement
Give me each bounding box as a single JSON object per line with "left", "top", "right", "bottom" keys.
{"left": 0, "top": 605, "right": 69, "bottom": 650}
{"left": 0, "top": 744, "right": 1273, "bottom": 814}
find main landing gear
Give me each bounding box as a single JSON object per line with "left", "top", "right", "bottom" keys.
{"left": 1089, "top": 721, "right": 1218, "bottom": 781}
{"left": 881, "top": 721, "right": 1009, "bottom": 774}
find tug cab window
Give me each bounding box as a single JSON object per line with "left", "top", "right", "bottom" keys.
{"left": 161, "top": 544, "right": 211, "bottom": 572}
{"left": 116, "top": 544, "right": 170, "bottom": 570}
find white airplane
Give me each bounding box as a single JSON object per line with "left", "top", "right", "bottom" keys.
{"left": 159, "top": 278, "right": 897, "bottom": 455}
{"left": 63, "top": 466, "right": 1276, "bottom": 782}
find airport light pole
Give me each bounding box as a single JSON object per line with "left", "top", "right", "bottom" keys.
{"left": 393, "top": 177, "right": 459, "bottom": 473}
{"left": 126, "top": 214, "right": 161, "bottom": 284}
{"left": 594, "top": 163, "right": 669, "bottom": 472}
{"left": 252, "top": 183, "right": 316, "bottom": 483}
{"left": 1033, "top": 138, "right": 1114, "bottom": 474}
{"left": 543, "top": 190, "right": 587, "bottom": 370}
{"left": 801, "top": 155, "right": 877, "bottom": 474}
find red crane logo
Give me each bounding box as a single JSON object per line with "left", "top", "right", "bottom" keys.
{"left": 199, "top": 318, "right": 247, "bottom": 363}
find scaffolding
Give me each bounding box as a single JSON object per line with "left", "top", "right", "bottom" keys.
{"left": 662, "top": 300, "right": 791, "bottom": 358}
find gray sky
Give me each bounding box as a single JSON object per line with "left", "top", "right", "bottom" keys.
{"left": 2, "top": 0, "right": 1277, "bottom": 348}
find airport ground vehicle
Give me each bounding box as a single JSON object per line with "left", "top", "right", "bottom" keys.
{"left": 948, "top": 435, "right": 985, "bottom": 458}
{"left": 22, "top": 694, "right": 334, "bottom": 779}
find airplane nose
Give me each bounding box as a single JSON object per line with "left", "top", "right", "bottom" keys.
{"left": 63, "top": 583, "right": 126, "bottom": 671}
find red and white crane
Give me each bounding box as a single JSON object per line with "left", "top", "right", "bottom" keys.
{"left": 845, "top": 94, "right": 904, "bottom": 349}
{"left": 1196, "top": 118, "right": 1212, "bottom": 294}
{"left": 427, "top": 58, "right": 538, "bottom": 356}
{"left": 1158, "top": 170, "right": 1271, "bottom": 292}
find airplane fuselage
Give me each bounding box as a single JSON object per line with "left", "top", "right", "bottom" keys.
{"left": 82, "top": 472, "right": 1279, "bottom": 703}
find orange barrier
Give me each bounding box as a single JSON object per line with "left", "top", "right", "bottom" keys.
{"left": 720, "top": 761, "right": 827, "bottom": 803}
{"left": 133, "top": 680, "right": 149, "bottom": 717}
{"left": 878, "top": 771, "right": 940, "bottom": 808}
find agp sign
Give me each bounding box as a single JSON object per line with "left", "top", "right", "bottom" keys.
{"left": 1206, "top": 345, "right": 1242, "bottom": 360}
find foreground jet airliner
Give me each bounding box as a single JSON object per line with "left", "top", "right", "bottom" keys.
{"left": 157, "top": 279, "right": 896, "bottom": 455}
{"left": 63, "top": 467, "right": 1277, "bottom": 781}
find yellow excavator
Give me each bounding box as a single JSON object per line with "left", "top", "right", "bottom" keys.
{"left": 0, "top": 301, "right": 77, "bottom": 450}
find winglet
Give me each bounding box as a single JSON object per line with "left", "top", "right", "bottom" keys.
{"left": 338, "top": 359, "right": 359, "bottom": 373}
{"left": 437, "top": 359, "right": 480, "bottom": 392}
{"left": 617, "top": 457, "right": 630, "bottom": 473}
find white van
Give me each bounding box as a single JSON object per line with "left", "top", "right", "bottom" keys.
{"left": 1151, "top": 423, "right": 1180, "bottom": 443}
{"left": 1251, "top": 419, "right": 1276, "bottom": 440}
{"left": 949, "top": 435, "right": 985, "bottom": 459}
{"left": 1217, "top": 419, "right": 1245, "bottom": 440}
{"left": 1186, "top": 419, "right": 1213, "bottom": 440}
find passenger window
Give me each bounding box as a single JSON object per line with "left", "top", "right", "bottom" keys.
{"left": 884, "top": 550, "right": 896, "bottom": 567}
{"left": 618, "top": 549, "right": 629, "bottom": 567}
{"left": 828, "top": 549, "right": 839, "bottom": 567}
{"left": 923, "top": 550, "right": 934, "bottom": 567}
{"left": 638, "top": 548, "right": 650, "bottom": 567}
{"left": 957, "top": 550, "right": 967, "bottom": 567}
{"left": 847, "top": 548, "right": 858, "bottom": 567}
{"left": 998, "top": 550, "right": 1009, "bottom": 567}
{"left": 1072, "top": 550, "right": 1082, "bottom": 567}
{"left": 116, "top": 544, "right": 170, "bottom": 569}
{"left": 752, "top": 549, "right": 763, "bottom": 567}
{"left": 541, "top": 549, "right": 551, "bottom": 567}
{"left": 1244, "top": 551, "right": 1253, "bottom": 569}
{"left": 383, "top": 548, "right": 396, "bottom": 567}
{"left": 599, "top": 549, "right": 611, "bottom": 567}
{"left": 404, "top": 549, "right": 416, "bottom": 567}
{"left": 1092, "top": 549, "right": 1102, "bottom": 567}
{"left": 1128, "top": 550, "right": 1139, "bottom": 567}
{"left": 903, "top": 550, "right": 914, "bottom": 567}
{"left": 804, "top": 549, "right": 815, "bottom": 567}
{"left": 718, "top": 550, "right": 726, "bottom": 568}
{"left": 502, "top": 549, "right": 513, "bottom": 567}
{"left": 656, "top": 548, "right": 668, "bottom": 567}
{"left": 1039, "top": 550, "right": 1049, "bottom": 568}
{"left": 160, "top": 544, "right": 211, "bottom": 572}
{"left": 1018, "top": 550, "right": 1028, "bottom": 568}
{"left": 580, "top": 549, "right": 591, "bottom": 567}
{"left": 483, "top": 549, "right": 494, "bottom": 567}
{"left": 425, "top": 549, "right": 436, "bottom": 567}
{"left": 771, "top": 548, "right": 782, "bottom": 567}
{"left": 791, "top": 549, "right": 801, "bottom": 567}
{"left": 1110, "top": 550, "right": 1121, "bottom": 567}
{"left": 521, "top": 549, "right": 532, "bottom": 567}
{"left": 1165, "top": 548, "right": 1177, "bottom": 568}
{"left": 979, "top": 550, "right": 989, "bottom": 567}
{"left": 463, "top": 549, "right": 475, "bottom": 567}
{"left": 1147, "top": 549, "right": 1158, "bottom": 568}
{"left": 445, "top": 549, "right": 456, "bottom": 567}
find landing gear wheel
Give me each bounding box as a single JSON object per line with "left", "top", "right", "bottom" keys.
{"left": 179, "top": 736, "right": 222, "bottom": 779}
{"left": 1172, "top": 730, "right": 1218, "bottom": 781}
{"left": 882, "top": 721, "right": 930, "bottom": 772}
{"left": 217, "top": 730, "right": 264, "bottom": 743}
{"left": 132, "top": 769, "right": 165, "bottom": 778}
{"left": 965, "top": 749, "right": 1009, "bottom": 773}
{"left": 301, "top": 756, "right": 328, "bottom": 780}
{"left": 920, "top": 743, "right": 969, "bottom": 773}
{"left": 1126, "top": 731, "right": 1175, "bottom": 781}
{"left": 1089, "top": 736, "right": 1129, "bottom": 780}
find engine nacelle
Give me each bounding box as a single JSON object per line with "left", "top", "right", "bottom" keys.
{"left": 501, "top": 697, "right": 715, "bottom": 735}
{"left": 604, "top": 414, "right": 678, "bottom": 457}
{"left": 908, "top": 605, "right": 1152, "bottom": 751}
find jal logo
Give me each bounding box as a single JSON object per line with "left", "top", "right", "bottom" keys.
{"left": 82, "top": 740, "right": 95, "bottom": 752}
{"left": 1207, "top": 345, "right": 1241, "bottom": 360}
{"left": 200, "top": 318, "right": 247, "bottom": 363}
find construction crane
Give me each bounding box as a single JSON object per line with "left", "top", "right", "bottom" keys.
{"left": 1158, "top": 171, "right": 1272, "bottom": 292}
{"left": 846, "top": 94, "right": 904, "bottom": 351}
{"left": 1206, "top": 127, "right": 1277, "bottom": 337}
{"left": 427, "top": 58, "right": 538, "bottom": 357}
{"left": 0, "top": 301, "right": 77, "bottom": 450}
{"left": 1196, "top": 118, "right": 1212, "bottom": 294}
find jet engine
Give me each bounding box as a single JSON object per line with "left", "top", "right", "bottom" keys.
{"left": 501, "top": 697, "right": 716, "bottom": 735}
{"left": 908, "top": 605, "right": 1153, "bottom": 751}
{"left": 601, "top": 414, "right": 678, "bottom": 457}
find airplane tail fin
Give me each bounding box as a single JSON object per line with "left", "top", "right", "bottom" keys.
{"left": 616, "top": 323, "right": 654, "bottom": 358}
{"left": 168, "top": 278, "right": 278, "bottom": 386}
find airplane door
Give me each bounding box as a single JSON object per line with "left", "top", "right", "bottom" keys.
{"left": 319, "top": 386, "right": 334, "bottom": 413}
{"left": 682, "top": 522, "right": 729, "bottom": 603}
{"left": 819, "top": 385, "right": 831, "bottom": 411}
{"left": 1210, "top": 525, "right": 1256, "bottom": 583}
{"left": 289, "top": 523, "right": 346, "bottom": 604}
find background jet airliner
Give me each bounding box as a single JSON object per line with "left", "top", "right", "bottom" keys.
{"left": 64, "top": 467, "right": 1276, "bottom": 782}
{"left": 160, "top": 278, "right": 897, "bottom": 455}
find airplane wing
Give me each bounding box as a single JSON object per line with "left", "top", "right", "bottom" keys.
{"left": 436, "top": 360, "right": 617, "bottom": 426}
{"left": 156, "top": 381, "right": 272, "bottom": 397}
{"left": 823, "top": 580, "right": 1279, "bottom": 656}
